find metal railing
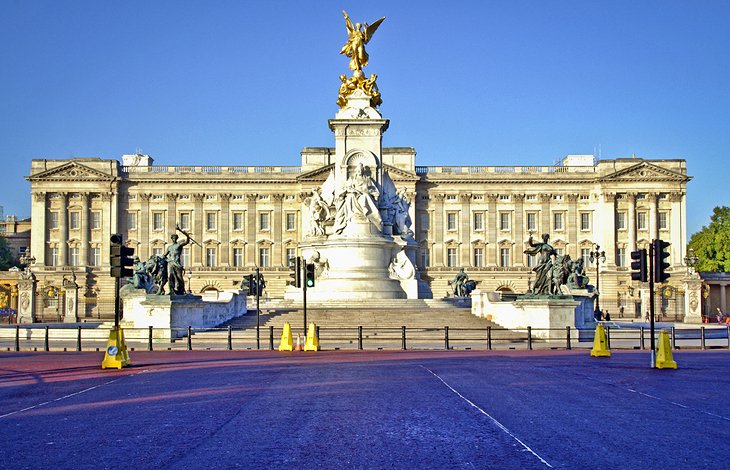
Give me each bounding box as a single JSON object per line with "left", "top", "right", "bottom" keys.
{"left": 2, "top": 324, "right": 729, "bottom": 352}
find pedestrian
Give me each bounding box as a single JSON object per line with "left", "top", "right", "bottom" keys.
{"left": 645, "top": 311, "right": 650, "bottom": 322}
{"left": 717, "top": 307, "right": 725, "bottom": 324}
{"left": 605, "top": 310, "right": 611, "bottom": 322}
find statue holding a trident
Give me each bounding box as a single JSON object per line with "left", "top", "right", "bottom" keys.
{"left": 166, "top": 224, "right": 201, "bottom": 295}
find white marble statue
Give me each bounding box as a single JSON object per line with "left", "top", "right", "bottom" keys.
{"left": 392, "top": 187, "right": 413, "bottom": 238}
{"left": 389, "top": 249, "right": 415, "bottom": 280}
{"left": 333, "top": 162, "right": 382, "bottom": 233}
{"left": 309, "top": 188, "right": 331, "bottom": 236}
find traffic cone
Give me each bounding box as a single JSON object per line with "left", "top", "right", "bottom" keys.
{"left": 278, "top": 322, "right": 293, "bottom": 351}
{"left": 655, "top": 330, "right": 677, "bottom": 369}
{"left": 304, "top": 322, "right": 320, "bottom": 351}
{"left": 590, "top": 323, "right": 611, "bottom": 357}
{"left": 295, "top": 333, "right": 303, "bottom": 351}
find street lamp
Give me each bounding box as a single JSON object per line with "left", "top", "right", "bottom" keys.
{"left": 684, "top": 247, "right": 699, "bottom": 275}
{"left": 185, "top": 269, "right": 192, "bottom": 294}
{"left": 589, "top": 244, "right": 606, "bottom": 316}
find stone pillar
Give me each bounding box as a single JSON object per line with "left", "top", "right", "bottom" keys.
{"left": 31, "top": 192, "right": 47, "bottom": 266}
{"left": 540, "top": 193, "right": 551, "bottom": 236}
{"left": 648, "top": 193, "right": 658, "bottom": 242}
{"left": 58, "top": 192, "right": 68, "bottom": 266}
{"left": 487, "top": 194, "right": 498, "bottom": 267}
{"left": 627, "top": 192, "right": 637, "bottom": 251}
{"left": 566, "top": 193, "right": 578, "bottom": 259}
{"left": 63, "top": 277, "right": 79, "bottom": 323}
{"left": 246, "top": 194, "right": 258, "bottom": 267}
{"left": 433, "top": 194, "right": 445, "bottom": 267}
{"left": 193, "top": 193, "right": 204, "bottom": 267}
{"left": 139, "top": 193, "right": 151, "bottom": 260}
{"left": 80, "top": 192, "right": 90, "bottom": 267}
{"left": 683, "top": 275, "right": 703, "bottom": 323}
{"left": 101, "top": 193, "right": 113, "bottom": 268}
{"left": 603, "top": 192, "right": 616, "bottom": 267}
{"left": 220, "top": 193, "right": 231, "bottom": 267}
{"left": 459, "top": 193, "right": 471, "bottom": 267}
{"left": 721, "top": 283, "right": 727, "bottom": 313}
{"left": 166, "top": 193, "right": 178, "bottom": 240}
{"left": 17, "top": 276, "right": 37, "bottom": 324}
{"left": 273, "top": 194, "right": 284, "bottom": 266}
{"left": 669, "top": 192, "right": 684, "bottom": 266}
{"left": 513, "top": 194, "right": 525, "bottom": 267}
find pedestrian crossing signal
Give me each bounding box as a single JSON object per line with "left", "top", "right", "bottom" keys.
{"left": 305, "top": 263, "right": 315, "bottom": 288}
{"left": 630, "top": 249, "right": 647, "bottom": 283}
{"left": 288, "top": 257, "right": 301, "bottom": 288}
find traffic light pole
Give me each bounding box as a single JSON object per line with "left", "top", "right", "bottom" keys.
{"left": 255, "top": 266, "right": 260, "bottom": 350}
{"left": 649, "top": 241, "right": 656, "bottom": 368}
{"left": 114, "top": 276, "right": 120, "bottom": 330}
{"left": 303, "top": 271, "right": 308, "bottom": 335}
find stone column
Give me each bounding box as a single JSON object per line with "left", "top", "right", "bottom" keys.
{"left": 220, "top": 193, "right": 231, "bottom": 267}
{"left": 683, "top": 275, "right": 703, "bottom": 323}
{"left": 272, "top": 194, "right": 284, "bottom": 267}
{"left": 721, "top": 284, "right": 728, "bottom": 313}
{"left": 63, "top": 278, "right": 79, "bottom": 323}
{"left": 101, "top": 193, "right": 113, "bottom": 268}
{"left": 627, "top": 192, "right": 637, "bottom": 251}
{"left": 648, "top": 193, "right": 658, "bottom": 242}
{"left": 540, "top": 193, "right": 551, "bottom": 237}
{"left": 80, "top": 192, "right": 90, "bottom": 267}
{"left": 58, "top": 192, "right": 68, "bottom": 266}
{"left": 31, "top": 192, "right": 47, "bottom": 266}
{"left": 566, "top": 193, "right": 578, "bottom": 259}
{"left": 246, "top": 194, "right": 258, "bottom": 267}
{"left": 433, "top": 193, "right": 445, "bottom": 267}
{"left": 139, "top": 193, "right": 152, "bottom": 260}
{"left": 193, "top": 193, "right": 204, "bottom": 267}
{"left": 166, "top": 193, "right": 178, "bottom": 240}
{"left": 603, "top": 192, "right": 616, "bottom": 267}
{"left": 459, "top": 193, "right": 471, "bottom": 267}
{"left": 513, "top": 194, "right": 525, "bottom": 267}
{"left": 487, "top": 194, "right": 498, "bottom": 267}
{"left": 669, "top": 192, "right": 684, "bottom": 266}
{"left": 17, "top": 276, "right": 37, "bottom": 324}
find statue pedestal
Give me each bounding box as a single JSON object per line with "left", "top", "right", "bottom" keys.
{"left": 683, "top": 275, "right": 704, "bottom": 323}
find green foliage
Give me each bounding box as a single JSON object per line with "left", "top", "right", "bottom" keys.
{"left": 689, "top": 206, "right": 730, "bottom": 272}
{"left": 0, "top": 237, "right": 17, "bottom": 271}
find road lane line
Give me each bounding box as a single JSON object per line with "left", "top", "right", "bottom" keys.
{"left": 626, "top": 387, "right": 729, "bottom": 421}
{"left": 421, "top": 365, "right": 553, "bottom": 468}
{"left": 0, "top": 370, "right": 147, "bottom": 420}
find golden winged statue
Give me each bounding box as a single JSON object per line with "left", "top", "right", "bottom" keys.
{"left": 340, "top": 11, "right": 385, "bottom": 72}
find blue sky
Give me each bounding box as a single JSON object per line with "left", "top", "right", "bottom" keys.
{"left": 2, "top": 1, "right": 729, "bottom": 236}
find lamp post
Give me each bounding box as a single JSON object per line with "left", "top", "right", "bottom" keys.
{"left": 185, "top": 269, "right": 192, "bottom": 294}
{"left": 589, "top": 244, "right": 606, "bottom": 317}
{"left": 684, "top": 247, "right": 699, "bottom": 275}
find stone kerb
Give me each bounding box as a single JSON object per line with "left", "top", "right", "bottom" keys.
{"left": 472, "top": 290, "right": 580, "bottom": 340}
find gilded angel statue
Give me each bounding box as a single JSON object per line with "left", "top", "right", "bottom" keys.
{"left": 340, "top": 11, "right": 385, "bottom": 72}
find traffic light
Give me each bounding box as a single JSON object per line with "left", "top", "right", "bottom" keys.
{"left": 243, "top": 274, "right": 255, "bottom": 293}
{"left": 653, "top": 239, "right": 671, "bottom": 283}
{"left": 630, "top": 248, "right": 648, "bottom": 283}
{"left": 110, "top": 234, "right": 135, "bottom": 278}
{"left": 305, "top": 263, "right": 315, "bottom": 288}
{"left": 288, "top": 257, "right": 301, "bottom": 288}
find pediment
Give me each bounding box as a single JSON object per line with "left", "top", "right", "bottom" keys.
{"left": 298, "top": 164, "right": 335, "bottom": 182}
{"left": 601, "top": 162, "right": 690, "bottom": 183}
{"left": 27, "top": 162, "right": 115, "bottom": 182}
{"left": 383, "top": 164, "right": 419, "bottom": 181}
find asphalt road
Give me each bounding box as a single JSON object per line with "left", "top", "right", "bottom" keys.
{"left": 1, "top": 350, "right": 728, "bottom": 469}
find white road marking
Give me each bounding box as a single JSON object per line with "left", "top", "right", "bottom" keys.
{"left": 626, "top": 387, "right": 730, "bottom": 421}
{"left": 0, "top": 370, "right": 147, "bottom": 419}
{"left": 421, "top": 365, "right": 553, "bottom": 468}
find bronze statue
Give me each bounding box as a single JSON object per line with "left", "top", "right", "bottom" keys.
{"left": 166, "top": 227, "right": 190, "bottom": 295}
{"left": 524, "top": 234, "right": 556, "bottom": 295}
{"left": 340, "top": 11, "right": 385, "bottom": 72}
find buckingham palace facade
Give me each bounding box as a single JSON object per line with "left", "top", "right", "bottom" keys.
{"left": 26, "top": 152, "right": 690, "bottom": 321}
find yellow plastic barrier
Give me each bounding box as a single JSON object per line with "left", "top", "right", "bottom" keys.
{"left": 303, "top": 322, "right": 320, "bottom": 351}
{"left": 590, "top": 323, "right": 611, "bottom": 358}
{"left": 101, "top": 328, "right": 130, "bottom": 369}
{"left": 278, "top": 322, "right": 294, "bottom": 351}
{"left": 655, "top": 330, "right": 677, "bottom": 369}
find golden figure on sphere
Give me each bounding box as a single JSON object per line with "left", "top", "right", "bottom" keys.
{"left": 339, "top": 11, "right": 385, "bottom": 73}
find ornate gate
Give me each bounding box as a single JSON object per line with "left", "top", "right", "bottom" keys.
{"left": 35, "top": 285, "right": 64, "bottom": 323}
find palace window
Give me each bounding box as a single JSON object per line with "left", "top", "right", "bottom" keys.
{"left": 152, "top": 212, "right": 164, "bottom": 231}
{"left": 181, "top": 247, "right": 190, "bottom": 267}
{"left": 637, "top": 212, "right": 647, "bottom": 231}
{"left": 286, "top": 213, "right": 296, "bottom": 231}
{"left": 447, "top": 213, "right": 458, "bottom": 231}
{"left": 499, "top": 195, "right": 510, "bottom": 201}
{"left": 259, "top": 247, "right": 270, "bottom": 267}
{"left": 658, "top": 212, "right": 668, "bottom": 230}
{"left": 526, "top": 195, "right": 536, "bottom": 201}
{"left": 206, "top": 212, "right": 217, "bottom": 231}
{"left": 553, "top": 212, "right": 564, "bottom": 231}
{"left": 447, "top": 248, "right": 457, "bottom": 267}
{"left": 473, "top": 213, "right": 484, "bottom": 231}
{"left": 152, "top": 247, "right": 163, "bottom": 257}
{"left": 527, "top": 253, "right": 536, "bottom": 268}
{"left": 233, "top": 213, "right": 244, "bottom": 231}
{"left": 231, "top": 248, "right": 243, "bottom": 267}
{"left": 259, "top": 213, "right": 270, "bottom": 231}
{"left": 579, "top": 195, "right": 590, "bottom": 200}
{"left": 526, "top": 212, "right": 537, "bottom": 232}
{"left": 446, "top": 195, "right": 457, "bottom": 200}
{"left": 500, "top": 248, "right": 511, "bottom": 267}
{"left": 179, "top": 213, "right": 191, "bottom": 231}
{"left": 499, "top": 213, "right": 510, "bottom": 231}
{"left": 420, "top": 248, "right": 430, "bottom": 268}
{"left": 69, "top": 212, "right": 80, "bottom": 230}
{"left": 419, "top": 213, "right": 430, "bottom": 231}
{"left": 582, "top": 248, "right": 591, "bottom": 267}
{"left": 616, "top": 247, "right": 626, "bottom": 267}
{"left": 48, "top": 212, "right": 58, "bottom": 229}
{"left": 473, "top": 248, "right": 484, "bottom": 267}
{"left": 91, "top": 247, "right": 101, "bottom": 267}
{"left": 206, "top": 248, "right": 217, "bottom": 267}
{"left": 580, "top": 213, "right": 591, "bottom": 231}
{"left": 552, "top": 195, "right": 563, "bottom": 201}
{"left": 49, "top": 247, "right": 59, "bottom": 266}
{"left": 69, "top": 247, "right": 79, "bottom": 266}
{"left": 91, "top": 211, "right": 101, "bottom": 230}
{"left": 616, "top": 212, "right": 626, "bottom": 230}
{"left": 286, "top": 248, "right": 296, "bottom": 266}
{"left": 127, "top": 212, "right": 137, "bottom": 231}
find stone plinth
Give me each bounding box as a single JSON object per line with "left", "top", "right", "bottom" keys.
{"left": 683, "top": 275, "right": 703, "bottom": 323}
{"left": 472, "top": 290, "right": 580, "bottom": 339}
{"left": 120, "top": 286, "right": 247, "bottom": 340}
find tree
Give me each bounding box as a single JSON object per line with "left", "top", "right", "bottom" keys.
{"left": 689, "top": 206, "right": 730, "bottom": 272}
{"left": 0, "top": 237, "right": 17, "bottom": 271}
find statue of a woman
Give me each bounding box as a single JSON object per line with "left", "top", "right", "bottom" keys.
{"left": 340, "top": 11, "right": 385, "bottom": 72}
{"left": 524, "top": 234, "right": 556, "bottom": 295}
{"left": 333, "top": 163, "right": 382, "bottom": 233}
